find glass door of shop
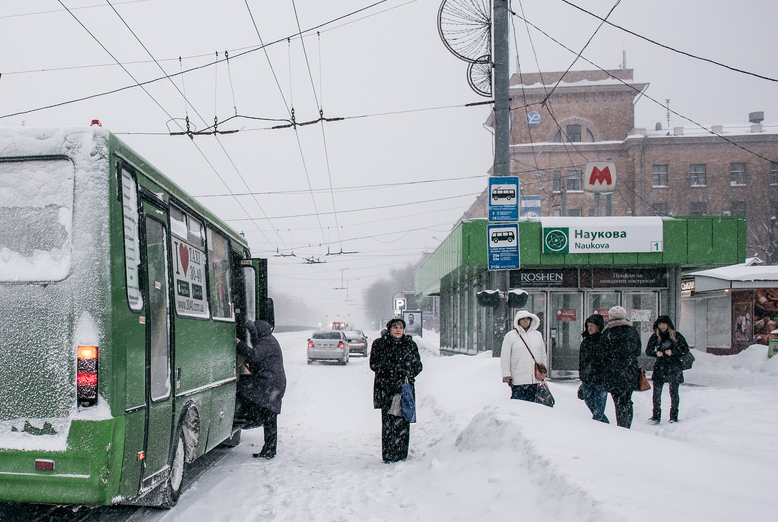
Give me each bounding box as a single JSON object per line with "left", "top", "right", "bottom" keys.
{"left": 587, "top": 292, "right": 620, "bottom": 320}
{"left": 623, "top": 292, "right": 658, "bottom": 354}
{"left": 549, "top": 292, "right": 583, "bottom": 377}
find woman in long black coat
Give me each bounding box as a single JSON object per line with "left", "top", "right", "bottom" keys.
{"left": 646, "top": 315, "right": 690, "bottom": 423}
{"left": 601, "top": 306, "right": 642, "bottom": 429}
{"left": 236, "top": 319, "right": 287, "bottom": 459}
{"left": 369, "top": 318, "right": 423, "bottom": 463}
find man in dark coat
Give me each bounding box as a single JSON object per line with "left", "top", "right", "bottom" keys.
{"left": 370, "top": 318, "right": 423, "bottom": 463}
{"left": 601, "top": 306, "right": 642, "bottom": 428}
{"left": 236, "top": 320, "right": 286, "bottom": 459}
{"left": 579, "top": 314, "right": 609, "bottom": 423}
{"left": 646, "top": 315, "right": 690, "bottom": 423}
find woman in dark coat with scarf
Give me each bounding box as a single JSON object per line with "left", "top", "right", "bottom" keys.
{"left": 646, "top": 315, "right": 690, "bottom": 423}
{"left": 601, "top": 306, "right": 642, "bottom": 428}
{"left": 370, "top": 318, "right": 423, "bottom": 463}
{"left": 236, "top": 320, "right": 287, "bottom": 459}
{"left": 579, "top": 314, "right": 609, "bottom": 423}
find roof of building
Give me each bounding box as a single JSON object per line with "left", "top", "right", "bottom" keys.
{"left": 688, "top": 258, "right": 778, "bottom": 282}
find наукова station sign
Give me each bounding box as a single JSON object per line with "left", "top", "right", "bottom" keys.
{"left": 540, "top": 217, "right": 664, "bottom": 254}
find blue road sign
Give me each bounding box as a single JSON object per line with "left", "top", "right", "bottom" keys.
{"left": 488, "top": 176, "right": 519, "bottom": 222}
{"left": 526, "top": 111, "right": 541, "bottom": 127}
{"left": 488, "top": 224, "right": 520, "bottom": 270}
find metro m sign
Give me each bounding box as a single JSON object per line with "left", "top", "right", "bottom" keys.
{"left": 584, "top": 161, "right": 617, "bottom": 193}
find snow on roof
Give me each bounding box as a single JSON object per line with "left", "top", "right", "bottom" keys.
{"left": 510, "top": 78, "right": 640, "bottom": 89}
{"left": 688, "top": 261, "right": 778, "bottom": 282}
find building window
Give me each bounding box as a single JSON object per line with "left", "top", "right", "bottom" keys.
{"left": 690, "top": 164, "right": 707, "bottom": 187}
{"left": 566, "top": 124, "right": 582, "bottom": 142}
{"left": 553, "top": 171, "right": 562, "bottom": 192}
{"left": 652, "top": 202, "right": 668, "bottom": 216}
{"left": 567, "top": 209, "right": 582, "bottom": 216}
{"left": 690, "top": 202, "right": 707, "bottom": 216}
{"left": 772, "top": 201, "right": 778, "bottom": 218}
{"left": 771, "top": 163, "right": 778, "bottom": 186}
{"left": 567, "top": 170, "right": 583, "bottom": 192}
{"left": 730, "top": 162, "right": 746, "bottom": 186}
{"left": 587, "top": 129, "right": 595, "bottom": 142}
{"left": 652, "top": 165, "right": 669, "bottom": 187}
{"left": 731, "top": 201, "right": 747, "bottom": 216}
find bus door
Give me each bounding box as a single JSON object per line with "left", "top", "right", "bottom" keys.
{"left": 140, "top": 208, "right": 174, "bottom": 491}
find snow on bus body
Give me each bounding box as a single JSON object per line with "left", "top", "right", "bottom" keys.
{"left": 0, "top": 128, "right": 112, "bottom": 448}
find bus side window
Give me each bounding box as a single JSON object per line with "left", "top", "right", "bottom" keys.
{"left": 206, "top": 227, "right": 233, "bottom": 320}
{"left": 120, "top": 168, "right": 143, "bottom": 311}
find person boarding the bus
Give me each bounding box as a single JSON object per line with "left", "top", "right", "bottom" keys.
{"left": 236, "top": 319, "right": 287, "bottom": 459}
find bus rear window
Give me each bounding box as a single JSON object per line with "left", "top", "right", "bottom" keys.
{"left": 0, "top": 158, "right": 74, "bottom": 282}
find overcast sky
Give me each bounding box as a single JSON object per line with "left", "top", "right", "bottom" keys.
{"left": 2, "top": 0, "right": 776, "bottom": 327}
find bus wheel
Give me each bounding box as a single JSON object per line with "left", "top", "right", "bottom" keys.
{"left": 160, "top": 432, "right": 185, "bottom": 508}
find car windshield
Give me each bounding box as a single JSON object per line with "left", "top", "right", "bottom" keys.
{"left": 312, "top": 331, "right": 341, "bottom": 339}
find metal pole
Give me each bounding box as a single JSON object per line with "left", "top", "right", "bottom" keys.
{"left": 493, "top": 0, "right": 510, "bottom": 178}
{"left": 492, "top": 0, "right": 510, "bottom": 356}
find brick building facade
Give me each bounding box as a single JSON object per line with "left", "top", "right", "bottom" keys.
{"left": 468, "top": 68, "right": 778, "bottom": 262}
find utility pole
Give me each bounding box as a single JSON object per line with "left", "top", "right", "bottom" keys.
{"left": 492, "top": 0, "right": 511, "bottom": 355}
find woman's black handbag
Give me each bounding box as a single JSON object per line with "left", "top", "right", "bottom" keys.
{"left": 680, "top": 351, "right": 695, "bottom": 370}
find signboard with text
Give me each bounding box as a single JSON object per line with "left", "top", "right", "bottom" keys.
{"left": 487, "top": 224, "right": 520, "bottom": 270}
{"left": 541, "top": 217, "right": 663, "bottom": 254}
{"left": 489, "top": 177, "right": 519, "bottom": 222}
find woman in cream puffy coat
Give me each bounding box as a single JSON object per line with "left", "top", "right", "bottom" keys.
{"left": 500, "top": 310, "right": 548, "bottom": 402}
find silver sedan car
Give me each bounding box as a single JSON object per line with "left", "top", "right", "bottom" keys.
{"left": 307, "top": 330, "right": 349, "bottom": 365}
{"left": 344, "top": 330, "right": 368, "bottom": 356}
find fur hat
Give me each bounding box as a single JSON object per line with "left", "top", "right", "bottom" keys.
{"left": 608, "top": 305, "right": 627, "bottom": 320}
{"left": 386, "top": 318, "right": 406, "bottom": 330}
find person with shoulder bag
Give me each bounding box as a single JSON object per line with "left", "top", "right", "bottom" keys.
{"left": 369, "top": 318, "right": 423, "bottom": 463}
{"left": 601, "top": 306, "right": 641, "bottom": 428}
{"left": 501, "top": 310, "right": 548, "bottom": 402}
{"left": 646, "top": 315, "right": 690, "bottom": 423}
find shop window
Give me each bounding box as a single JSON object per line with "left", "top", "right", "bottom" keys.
{"left": 730, "top": 162, "right": 746, "bottom": 186}
{"left": 652, "top": 165, "right": 669, "bottom": 187}
{"left": 690, "top": 201, "right": 707, "bottom": 216}
{"left": 690, "top": 164, "right": 707, "bottom": 187}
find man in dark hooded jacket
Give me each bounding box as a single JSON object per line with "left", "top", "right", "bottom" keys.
{"left": 236, "top": 320, "right": 286, "bottom": 459}
{"left": 579, "top": 314, "right": 609, "bottom": 423}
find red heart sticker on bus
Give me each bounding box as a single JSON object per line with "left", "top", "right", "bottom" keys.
{"left": 179, "top": 243, "right": 189, "bottom": 276}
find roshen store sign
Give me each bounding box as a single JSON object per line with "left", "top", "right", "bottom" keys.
{"left": 541, "top": 217, "right": 664, "bottom": 254}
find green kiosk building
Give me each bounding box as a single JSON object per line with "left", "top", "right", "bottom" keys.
{"left": 415, "top": 216, "right": 746, "bottom": 378}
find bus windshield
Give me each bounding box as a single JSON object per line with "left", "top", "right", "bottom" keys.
{"left": 0, "top": 158, "right": 74, "bottom": 282}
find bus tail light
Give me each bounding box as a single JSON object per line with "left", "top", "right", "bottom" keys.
{"left": 77, "top": 345, "right": 98, "bottom": 407}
